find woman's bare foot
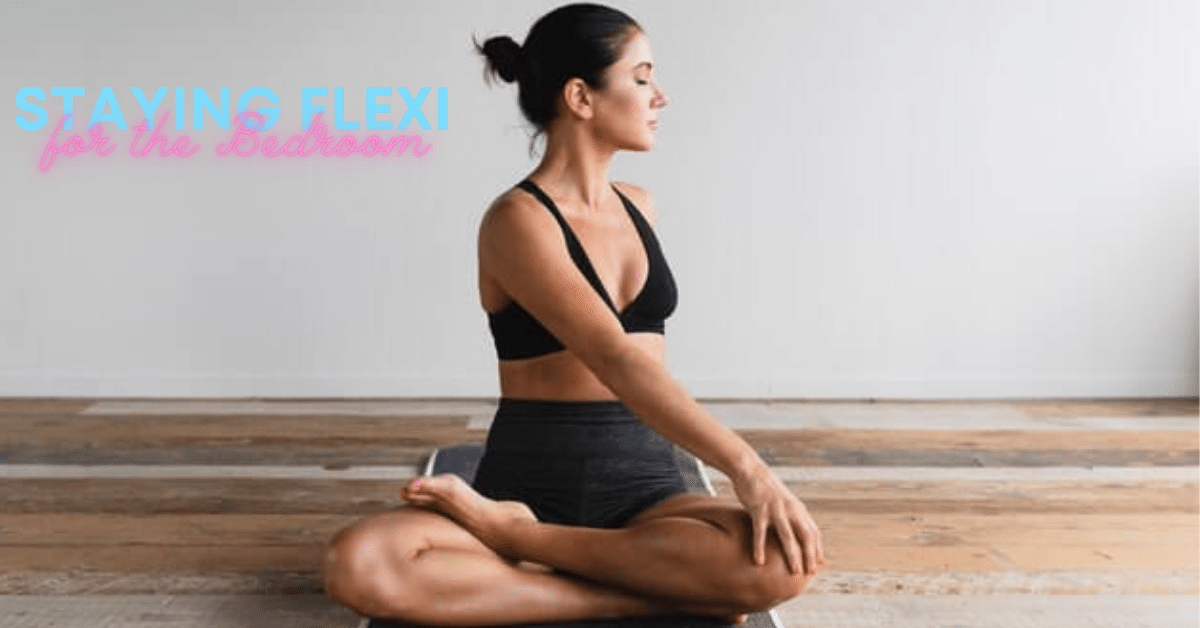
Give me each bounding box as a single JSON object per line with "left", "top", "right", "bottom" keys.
{"left": 400, "top": 474, "right": 537, "bottom": 554}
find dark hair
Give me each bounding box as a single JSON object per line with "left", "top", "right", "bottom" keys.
{"left": 473, "top": 3, "right": 642, "bottom": 157}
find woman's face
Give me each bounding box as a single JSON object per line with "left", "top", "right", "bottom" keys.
{"left": 589, "top": 29, "right": 668, "bottom": 151}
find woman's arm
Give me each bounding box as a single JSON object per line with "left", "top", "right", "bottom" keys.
{"left": 598, "top": 344, "right": 761, "bottom": 480}
{"left": 587, "top": 309, "right": 826, "bottom": 577}
{"left": 479, "top": 189, "right": 826, "bottom": 575}
{"left": 599, "top": 184, "right": 779, "bottom": 480}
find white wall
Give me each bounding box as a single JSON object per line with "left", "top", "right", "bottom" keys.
{"left": 0, "top": 0, "right": 1195, "bottom": 399}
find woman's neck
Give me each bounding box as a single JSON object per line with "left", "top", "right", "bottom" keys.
{"left": 530, "top": 130, "right": 618, "bottom": 214}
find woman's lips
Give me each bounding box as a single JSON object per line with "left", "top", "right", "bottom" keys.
{"left": 649, "top": 121, "right": 658, "bottom": 130}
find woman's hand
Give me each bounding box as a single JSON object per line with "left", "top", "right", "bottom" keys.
{"left": 730, "top": 460, "right": 827, "bottom": 575}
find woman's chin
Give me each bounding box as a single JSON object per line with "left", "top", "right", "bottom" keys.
{"left": 614, "top": 138, "right": 655, "bottom": 152}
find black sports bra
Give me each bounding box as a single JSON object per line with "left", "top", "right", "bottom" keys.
{"left": 487, "top": 179, "right": 678, "bottom": 360}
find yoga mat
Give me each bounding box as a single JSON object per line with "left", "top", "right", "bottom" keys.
{"left": 365, "top": 443, "right": 785, "bottom": 628}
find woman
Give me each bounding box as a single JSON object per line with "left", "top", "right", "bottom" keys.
{"left": 322, "top": 3, "right": 826, "bottom": 625}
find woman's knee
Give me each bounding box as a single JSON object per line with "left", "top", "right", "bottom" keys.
{"left": 743, "top": 566, "right": 814, "bottom": 611}
{"left": 732, "top": 522, "right": 817, "bottom": 609}
{"left": 321, "top": 511, "right": 437, "bottom": 617}
{"left": 678, "top": 506, "right": 816, "bottom": 611}
{"left": 323, "top": 529, "right": 403, "bottom": 615}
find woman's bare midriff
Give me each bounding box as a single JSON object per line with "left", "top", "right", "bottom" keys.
{"left": 493, "top": 330, "right": 665, "bottom": 401}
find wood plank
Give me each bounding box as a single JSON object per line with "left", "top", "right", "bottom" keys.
{"left": 816, "top": 513, "right": 1199, "bottom": 572}
{"left": 0, "top": 594, "right": 361, "bottom": 628}
{"left": 716, "top": 479, "right": 1200, "bottom": 515}
{"left": 0, "top": 570, "right": 325, "bottom": 595}
{"left": 1012, "top": 398, "right": 1198, "bottom": 419}
{"left": 699, "top": 403, "right": 1198, "bottom": 432}
{"left": 756, "top": 398, "right": 1198, "bottom": 420}
{"left": 0, "top": 545, "right": 325, "bottom": 572}
{"left": 772, "top": 594, "right": 1200, "bottom": 626}
{"left": 727, "top": 466, "right": 1200, "bottom": 482}
{"left": 805, "top": 570, "right": 1200, "bottom": 595}
{"left": 0, "top": 513, "right": 359, "bottom": 546}
{"left": 8, "top": 413, "right": 1194, "bottom": 468}
{"left": 5, "top": 407, "right": 1195, "bottom": 446}
{"left": 0, "top": 513, "right": 1193, "bottom": 572}
{"left": 750, "top": 447, "right": 1197, "bottom": 467}
{"left": 0, "top": 400, "right": 92, "bottom": 415}
{"left": 0, "top": 443, "right": 428, "bottom": 466}
{"left": 81, "top": 399, "right": 496, "bottom": 416}
{"left": 739, "top": 429, "right": 1200, "bottom": 451}
{"left": 0, "top": 399, "right": 1191, "bottom": 424}
{"left": 0, "top": 478, "right": 407, "bottom": 515}
{"left": 0, "top": 414, "right": 471, "bottom": 444}
{"left": 737, "top": 430, "right": 1200, "bottom": 467}
{"left": 2, "top": 478, "right": 1195, "bottom": 515}
{"left": 0, "top": 464, "right": 421, "bottom": 480}
{"left": 0, "top": 441, "right": 481, "bottom": 466}
{"left": 3, "top": 568, "right": 1195, "bottom": 596}
{"left": 1, "top": 593, "right": 1196, "bottom": 628}
{"left": 3, "top": 440, "right": 1191, "bottom": 467}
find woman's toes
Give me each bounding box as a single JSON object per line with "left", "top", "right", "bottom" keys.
{"left": 399, "top": 477, "right": 424, "bottom": 496}
{"left": 400, "top": 474, "right": 477, "bottom": 515}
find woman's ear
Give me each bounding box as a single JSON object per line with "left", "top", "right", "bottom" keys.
{"left": 561, "top": 77, "right": 594, "bottom": 121}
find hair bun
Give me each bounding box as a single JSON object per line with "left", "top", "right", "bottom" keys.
{"left": 482, "top": 35, "right": 524, "bottom": 84}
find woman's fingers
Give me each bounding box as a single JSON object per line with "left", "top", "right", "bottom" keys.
{"left": 814, "top": 525, "right": 827, "bottom": 565}
{"left": 734, "top": 464, "right": 827, "bottom": 574}
{"left": 785, "top": 499, "right": 824, "bottom": 575}
{"left": 752, "top": 507, "right": 768, "bottom": 566}
{"left": 799, "top": 522, "right": 819, "bottom": 575}
{"left": 773, "top": 507, "right": 804, "bottom": 574}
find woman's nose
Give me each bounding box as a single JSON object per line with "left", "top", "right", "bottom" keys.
{"left": 654, "top": 87, "right": 669, "bottom": 108}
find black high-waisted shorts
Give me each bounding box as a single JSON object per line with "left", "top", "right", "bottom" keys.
{"left": 470, "top": 397, "right": 689, "bottom": 529}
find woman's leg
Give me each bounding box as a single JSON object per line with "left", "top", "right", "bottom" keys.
{"left": 401, "top": 474, "right": 815, "bottom": 613}
{"left": 322, "top": 504, "right": 744, "bottom": 625}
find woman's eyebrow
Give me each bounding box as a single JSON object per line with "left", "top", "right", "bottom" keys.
{"left": 633, "top": 61, "right": 653, "bottom": 71}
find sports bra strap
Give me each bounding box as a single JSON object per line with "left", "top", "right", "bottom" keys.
{"left": 516, "top": 179, "right": 622, "bottom": 314}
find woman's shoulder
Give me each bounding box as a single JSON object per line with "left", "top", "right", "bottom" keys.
{"left": 483, "top": 184, "right": 543, "bottom": 221}
{"left": 478, "top": 185, "right": 557, "bottom": 248}
{"left": 611, "top": 181, "right": 658, "bottom": 227}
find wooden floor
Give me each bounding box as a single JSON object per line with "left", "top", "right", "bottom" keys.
{"left": 0, "top": 397, "right": 1196, "bottom": 627}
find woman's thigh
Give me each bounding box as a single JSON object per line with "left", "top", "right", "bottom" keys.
{"left": 620, "top": 493, "right": 782, "bottom": 568}
{"left": 622, "top": 493, "right": 746, "bottom": 530}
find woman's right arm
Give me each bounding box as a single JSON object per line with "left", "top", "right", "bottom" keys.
{"left": 479, "top": 195, "right": 826, "bottom": 575}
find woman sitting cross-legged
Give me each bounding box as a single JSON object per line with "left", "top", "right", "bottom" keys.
{"left": 322, "top": 3, "right": 827, "bottom": 625}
